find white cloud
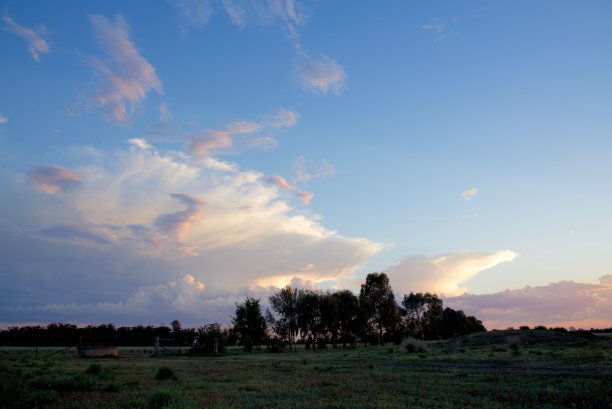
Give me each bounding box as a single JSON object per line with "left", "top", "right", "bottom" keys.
{"left": 267, "top": 108, "right": 299, "bottom": 128}
{"left": 385, "top": 251, "right": 519, "bottom": 297}
{"left": 0, "top": 115, "right": 7, "bottom": 125}
{"left": 462, "top": 187, "right": 478, "bottom": 201}
{"left": 0, "top": 140, "right": 380, "bottom": 324}
{"left": 89, "top": 14, "right": 163, "bottom": 124}
{"left": 2, "top": 14, "right": 51, "bottom": 62}
{"left": 446, "top": 280, "right": 612, "bottom": 330}
{"left": 267, "top": 175, "right": 314, "bottom": 204}
{"left": 298, "top": 54, "right": 346, "bottom": 94}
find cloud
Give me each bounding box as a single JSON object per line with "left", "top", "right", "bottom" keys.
{"left": 462, "top": 187, "right": 478, "bottom": 201}
{"left": 0, "top": 140, "right": 380, "bottom": 325}
{"left": 0, "top": 115, "right": 7, "bottom": 125}
{"left": 267, "top": 108, "right": 299, "bottom": 128}
{"left": 159, "top": 103, "right": 173, "bottom": 121}
{"left": 268, "top": 175, "right": 314, "bottom": 204}
{"left": 168, "top": 1, "right": 346, "bottom": 95}
{"left": 293, "top": 156, "right": 336, "bottom": 183}
{"left": 89, "top": 14, "right": 163, "bottom": 124}
{"left": 26, "top": 165, "right": 82, "bottom": 194}
{"left": 422, "top": 19, "right": 449, "bottom": 41}
{"left": 298, "top": 54, "right": 346, "bottom": 94}
{"left": 600, "top": 274, "right": 612, "bottom": 285}
{"left": 154, "top": 193, "right": 206, "bottom": 254}
{"left": 446, "top": 280, "right": 612, "bottom": 330}
{"left": 188, "top": 110, "right": 298, "bottom": 157}
{"left": 2, "top": 14, "right": 51, "bottom": 62}
{"left": 188, "top": 121, "right": 262, "bottom": 157}
{"left": 385, "top": 251, "right": 519, "bottom": 297}
{"left": 41, "top": 223, "right": 118, "bottom": 246}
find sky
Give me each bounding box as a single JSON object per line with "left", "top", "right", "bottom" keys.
{"left": 1, "top": 0, "right": 611, "bottom": 330}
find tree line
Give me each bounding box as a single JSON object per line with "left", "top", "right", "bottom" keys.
{"left": 0, "top": 273, "right": 482, "bottom": 348}
{"left": 230, "top": 272, "right": 486, "bottom": 351}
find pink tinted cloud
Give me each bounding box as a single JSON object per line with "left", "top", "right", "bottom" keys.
{"left": 41, "top": 222, "right": 118, "bottom": 246}
{"left": 445, "top": 279, "right": 612, "bottom": 330}
{"left": 189, "top": 121, "right": 262, "bottom": 157}
{"left": 2, "top": 14, "right": 50, "bottom": 62}
{"left": 155, "top": 193, "right": 206, "bottom": 253}
{"left": 26, "top": 165, "right": 82, "bottom": 194}
{"left": 268, "top": 175, "right": 314, "bottom": 204}
{"left": 89, "top": 14, "right": 162, "bottom": 124}
{"left": 298, "top": 54, "right": 346, "bottom": 94}
{"left": 462, "top": 187, "right": 478, "bottom": 201}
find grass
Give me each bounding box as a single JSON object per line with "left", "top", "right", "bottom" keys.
{"left": 0, "top": 331, "right": 611, "bottom": 408}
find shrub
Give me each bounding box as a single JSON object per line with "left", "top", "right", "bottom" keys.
{"left": 155, "top": 366, "right": 176, "bottom": 381}
{"left": 403, "top": 337, "right": 428, "bottom": 354}
{"left": 85, "top": 363, "right": 101, "bottom": 375}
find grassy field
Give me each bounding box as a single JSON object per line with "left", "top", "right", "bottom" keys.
{"left": 1, "top": 330, "right": 611, "bottom": 408}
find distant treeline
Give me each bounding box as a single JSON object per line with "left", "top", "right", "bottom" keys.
{"left": 3, "top": 273, "right": 609, "bottom": 348}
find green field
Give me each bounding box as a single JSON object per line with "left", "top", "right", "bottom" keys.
{"left": 1, "top": 330, "right": 611, "bottom": 408}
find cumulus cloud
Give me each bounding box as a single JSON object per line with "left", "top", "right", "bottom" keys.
{"left": 0, "top": 114, "right": 7, "bottom": 125}
{"left": 446, "top": 280, "right": 612, "bottom": 330}
{"left": 89, "top": 14, "right": 163, "bottom": 124}
{"left": 385, "top": 251, "right": 519, "bottom": 297}
{"left": 0, "top": 140, "right": 380, "bottom": 325}
{"left": 462, "top": 187, "right": 478, "bottom": 201}
{"left": 2, "top": 14, "right": 51, "bottom": 62}
{"left": 297, "top": 54, "right": 346, "bottom": 94}
{"left": 26, "top": 165, "right": 82, "bottom": 194}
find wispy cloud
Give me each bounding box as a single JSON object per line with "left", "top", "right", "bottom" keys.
{"left": 267, "top": 108, "right": 299, "bottom": 128}
{"left": 293, "top": 156, "right": 336, "bottom": 183}
{"left": 446, "top": 277, "right": 612, "bottom": 329}
{"left": 462, "top": 187, "right": 478, "bottom": 201}
{"left": 2, "top": 14, "right": 51, "bottom": 62}
{"left": 26, "top": 165, "right": 82, "bottom": 194}
{"left": 297, "top": 53, "right": 346, "bottom": 94}
{"left": 41, "top": 223, "right": 118, "bottom": 246}
{"left": 89, "top": 14, "right": 162, "bottom": 124}
{"left": 385, "top": 251, "right": 519, "bottom": 297}
{"left": 168, "top": 0, "right": 346, "bottom": 95}
{"left": 268, "top": 175, "right": 314, "bottom": 204}
{"left": 188, "top": 109, "right": 298, "bottom": 157}
{"left": 0, "top": 114, "right": 7, "bottom": 125}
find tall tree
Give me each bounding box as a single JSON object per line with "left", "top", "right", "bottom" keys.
{"left": 332, "top": 289, "right": 361, "bottom": 348}
{"left": 402, "top": 292, "right": 443, "bottom": 340}
{"left": 269, "top": 286, "right": 299, "bottom": 351}
{"left": 232, "top": 297, "right": 267, "bottom": 352}
{"left": 359, "top": 272, "right": 400, "bottom": 345}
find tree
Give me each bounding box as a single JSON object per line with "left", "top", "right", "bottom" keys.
{"left": 269, "top": 286, "right": 300, "bottom": 351}
{"left": 440, "top": 307, "right": 486, "bottom": 338}
{"left": 359, "top": 272, "right": 400, "bottom": 345}
{"left": 232, "top": 297, "right": 267, "bottom": 352}
{"left": 402, "top": 292, "right": 443, "bottom": 340}
{"left": 331, "top": 289, "right": 361, "bottom": 348}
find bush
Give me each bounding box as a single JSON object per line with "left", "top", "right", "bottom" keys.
{"left": 403, "top": 337, "right": 428, "bottom": 354}
{"left": 155, "top": 366, "right": 176, "bottom": 381}
{"left": 85, "top": 363, "right": 101, "bottom": 375}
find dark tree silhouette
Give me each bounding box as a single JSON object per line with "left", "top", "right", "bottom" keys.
{"left": 403, "top": 292, "right": 443, "bottom": 340}
{"left": 359, "top": 272, "right": 400, "bottom": 345}
{"left": 269, "top": 286, "right": 300, "bottom": 351}
{"left": 232, "top": 297, "right": 267, "bottom": 352}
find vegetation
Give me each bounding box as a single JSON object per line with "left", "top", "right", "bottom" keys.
{"left": 1, "top": 329, "right": 610, "bottom": 408}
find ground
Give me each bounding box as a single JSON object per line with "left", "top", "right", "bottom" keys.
{"left": 1, "top": 330, "right": 611, "bottom": 408}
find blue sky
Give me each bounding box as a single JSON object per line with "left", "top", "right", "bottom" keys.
{"left": 1, "top": 0, "right": 611, "bottom": 329}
